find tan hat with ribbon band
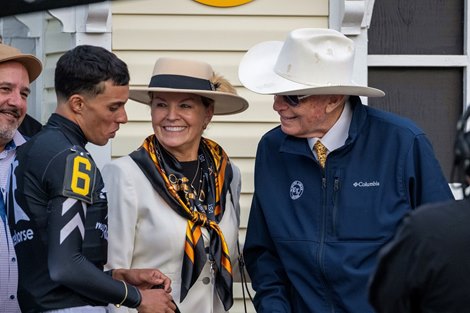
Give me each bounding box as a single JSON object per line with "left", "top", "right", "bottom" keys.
{"left": 129, "top": 57, "right": 249, "bottom": 115}
{"left": 0, "top": 43, "right": 42, "bottom": 82}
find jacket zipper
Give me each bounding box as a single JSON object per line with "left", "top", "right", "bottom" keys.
{"left": 317, "top": 176, "right": 336, "bottom": 313}
{"left": 332, "top": 177, "right": 340, "bottom": 236}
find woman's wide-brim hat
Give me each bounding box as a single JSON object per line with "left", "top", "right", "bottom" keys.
{"left": 0, "top": 43, "right": 42, "bottom": 82}
{"left": 129, "top": 57, "right": 249, "bottom": 115}
{"left": 238, "top": 28, "right": 385, "bottom": 98}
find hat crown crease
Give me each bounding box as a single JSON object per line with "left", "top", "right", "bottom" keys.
{"left": 274, "top": 31, "right": 355, "bottom": 87}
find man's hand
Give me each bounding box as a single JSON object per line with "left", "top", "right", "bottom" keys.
{"left": 113, "top": 268, "right": 172, "bottom": 292}
{"left": 138, "top": 288, "right": 177, "bottom": 313}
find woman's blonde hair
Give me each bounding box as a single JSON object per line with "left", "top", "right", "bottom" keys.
{"left": 211, "top": 73, "right": 238, "bottom": 95}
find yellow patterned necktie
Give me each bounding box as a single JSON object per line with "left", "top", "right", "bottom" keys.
{"left": 314, "top": 140, "right": 328, "bottom": 168}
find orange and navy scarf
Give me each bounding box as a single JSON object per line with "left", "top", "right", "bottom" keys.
{"left": 130, "top": 135, "right": 234, "bottom": 310}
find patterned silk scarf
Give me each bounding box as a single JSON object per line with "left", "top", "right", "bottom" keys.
{"left": 130, "top": 135, "right": 234, "bottom": 310}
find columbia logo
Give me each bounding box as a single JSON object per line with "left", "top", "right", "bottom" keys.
{"left": 353, "top": 181, "right": 380, "bottom": 187}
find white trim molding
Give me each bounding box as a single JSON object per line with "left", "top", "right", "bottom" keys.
{"left": 335, "top": 0, "right": 376, "bottom": 35}
{"left": 84, "top": 1, "right": 110, "bottom": 33}
{"left": 48, "top": 1, "right": 111, "bottom": 34}
{"left": 368, "top": 55, "right": 470, "bottom": 67}
{"left": 341, "top": 0, "right": 365, "bottom": 35}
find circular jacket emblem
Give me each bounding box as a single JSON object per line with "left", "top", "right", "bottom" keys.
{"left": 290, "top": 180, "right": 304, "bottom": 200}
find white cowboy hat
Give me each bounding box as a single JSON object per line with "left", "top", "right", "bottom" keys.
{"left": 130, "top": 57, "right": 249, "bottom": 115}
{"left": 238, "top": 28, "right": 385, "bottom": 98}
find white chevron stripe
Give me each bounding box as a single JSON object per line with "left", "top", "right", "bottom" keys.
{"left": 62, "top": 198, "right": 77, "bottom": 215}
{"left": 60, "top": 213, "right": 85, "bottom": 244}
{"left": 81, "top": 201, "right": 87, "bottom": 218}
{"left": 60, "top": 198, "right": 87, "bottom": 244}
{"left": 62, "top": 198, "right": 86, "bottom": 217}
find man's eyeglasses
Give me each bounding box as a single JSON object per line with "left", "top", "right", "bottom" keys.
{"left": 281, "top": 95, "right": 311, "bottom": 107}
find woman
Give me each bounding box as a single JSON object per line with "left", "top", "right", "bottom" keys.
{"left": 103, "top": 57, "right": 249, "bottom": 313}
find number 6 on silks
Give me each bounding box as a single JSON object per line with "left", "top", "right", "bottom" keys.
{"left": 62, "top": 146, "right": 96, "bottom": 203}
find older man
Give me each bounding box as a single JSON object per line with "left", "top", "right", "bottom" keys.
{"left": 239, "top": 28, "right": 454, "bottom": 313}
{"left": 0, "top": 42, "right": 42, "bottom": 313}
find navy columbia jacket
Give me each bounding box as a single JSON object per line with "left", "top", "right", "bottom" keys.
{"left": 244, "top": 96, "right": 454, "bottom": 313}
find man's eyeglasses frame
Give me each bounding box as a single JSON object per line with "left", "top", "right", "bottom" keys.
{"left": 280, "top": 95, "right": 311, "bottom": 107}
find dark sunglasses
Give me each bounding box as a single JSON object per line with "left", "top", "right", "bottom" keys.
{"left": 281, "top": 95, "right": 311, "bottom": 107}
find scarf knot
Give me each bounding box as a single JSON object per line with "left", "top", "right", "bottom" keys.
{"left": 191, "top": 211, "right": 210, "bottom": 227}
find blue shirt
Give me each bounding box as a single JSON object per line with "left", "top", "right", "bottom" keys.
{"left": 0, "top": 131, "right": 25, "bottom": 313}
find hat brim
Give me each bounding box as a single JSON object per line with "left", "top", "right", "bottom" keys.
{"left": 238, "top": 41, "right": 385, "bottom": 98}
{"left": 129, "top": 87, "right": 249, "bottom": 115}
{"left": 4, "top": 55, "right": 42, "bottom": 83}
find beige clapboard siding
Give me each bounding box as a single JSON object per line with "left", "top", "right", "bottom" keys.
{"left": 115, "top": 51, "right": 245, "bottom": 87}
{"left": 112, "top": 15, "right": 327, "bottom": 51}
{"left": 231, "top": 282, "right": 256, "bottom": 313}
{"left": 212, "top": 91, "right": 280, "bottom": 123}
{"left": 112, "top": 0, "right": 328, "bottom": 15}
{"left": 238, "top": 193, "right": 254, "bottom": 228}
{"left": 203, "top": 122, "right": 277, "bottom": 157}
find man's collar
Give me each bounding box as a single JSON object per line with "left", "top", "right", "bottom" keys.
{"left": 308, "top": 100, "right": 353, "bottom": 152}
{"left": 4, "top": 131, "right": 27, "bottom": 151}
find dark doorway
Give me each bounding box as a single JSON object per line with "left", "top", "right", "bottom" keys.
{"left": 368, "top": 0, "right": 465, "bottom": 181}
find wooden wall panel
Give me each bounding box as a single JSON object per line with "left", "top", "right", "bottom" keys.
{"left": 202, "top": 122, "right": 277, "bottom": 157}
{"left": 369, "top": 0, "right": 463, "bottom": 54}
{"left": 116, "top": 51, "right": 245, "bottom": 86}
{"left": 212, "top": 91, "right": 279, "bottom": 122}
{"left": 231, "top": 157, "right": 255, "bottom": 193}
{"left": 110, "top": 122, "right": 153, "bottom": 155}
{"left": 112, "top": 15, "right": 327, "bottom": 51}
{"left": 112, "top": 0, "right": 328, "bottom": 15}
{"left": 369, "top": 67, "right": 462, "bottom": 181}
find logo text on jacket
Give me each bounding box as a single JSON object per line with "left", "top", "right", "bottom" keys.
{"left": 353, "top": 181, "right": 380, "bottom": 187}
{"left": 290, "top": 180, "right": 304, "bottom": 200}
